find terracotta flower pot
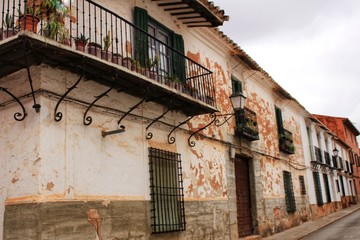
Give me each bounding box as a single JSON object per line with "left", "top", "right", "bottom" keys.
{"left": 19, "top": 15, "right": 40, "bottom": 33}
{"left": 87, "top": 42, "right": 101, "bottom": 57}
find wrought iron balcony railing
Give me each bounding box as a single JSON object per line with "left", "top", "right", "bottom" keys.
{"left": 0, "top": 0, "right": 215, "bottom": 108}
{"left": 279, "top": 128, "right": 295, "bottom": 154}
{"left": 235, "top": 107, "right": 259, "bottom": 141}
{"left": 323, "top": 151, "right": 331, "bottom": 166}
{"left": 313, "top": 146, "right": 323, "bottom": 163}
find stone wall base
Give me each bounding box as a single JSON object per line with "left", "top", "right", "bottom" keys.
{"left": 4, "top": 200, "right": 231, "bottom": 240}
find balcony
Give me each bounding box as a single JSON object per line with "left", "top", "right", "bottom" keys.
{"left": 235, "top": 107, "right": 259, "bottom": 141}
{"left": 0, "top": 0, "right": 216, "bottom": 116}
{"left": 279, "top": 129, "right": 295, "bottom": 154}
{"left": 323, "top": 151, "right": 331, "bottom": 166}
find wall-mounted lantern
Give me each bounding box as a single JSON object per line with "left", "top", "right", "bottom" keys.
{"left": 333, "top": 147, "right": 339, "bottom": 157}
{"left": 229, "top": 92, "right": 247, "bottom": 111}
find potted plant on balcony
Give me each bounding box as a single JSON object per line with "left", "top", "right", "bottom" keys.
{"left": 101, "top": 31, "right": 112, "bottom": 61}
{"left": 88, "top": 42, "right": 102, "bottom": 57}
{"left": 73, "top": 33, "right": 88, "bottom": 51}
{"left": 122, "top": 57, "right": 133, "bottom": 70}
{"left": 111, "top": 52, "right": 122, "bottom": 65}
{"left": 19, "top": 6, "right": 41, "bottom": 33}
{"left": 0, "top": 13, "right": 16, "bottom": 40}
{"left": 146, "top": 55, "right": 159, "bottom": 80}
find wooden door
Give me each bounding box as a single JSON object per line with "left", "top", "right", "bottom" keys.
{"left": 235, "top": 158, "right": 253, "bottom": 237}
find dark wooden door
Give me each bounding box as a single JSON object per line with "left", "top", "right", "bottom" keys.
{"left": 235, "top": 158, "right": 253, "bottom": 237}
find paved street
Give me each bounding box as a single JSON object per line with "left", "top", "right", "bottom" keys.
{"left": 262, "top": 204, "right": 360, "bottom": 240}
{"left": 301, "top": 208, "right": 360, "bottom": 240}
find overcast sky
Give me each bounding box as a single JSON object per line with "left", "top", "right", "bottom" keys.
{"left": 212, "top": 0, "right": 360, "bottom": 138}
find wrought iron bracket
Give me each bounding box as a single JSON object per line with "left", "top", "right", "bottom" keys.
{"left": 0, "top": 87, "right": 27, "bottom": 121}
{"left": 117, "top": 86, "right": 150, "bottom": 128}
{"left": 214, "top": 113, "right": 234, "bottom": 127}
{"left": 22, "top": 39, "right": 40, "bottom": 113}
{"left": 168, "top": 116, "right": 194, "bottom": 144}
{"left": 84, "top": 82, "right": 115, "bottom": 125}
{"left": 54, "top": 60, "right": 85, "bottom": 122}
{"left": 188, "top": 113, "right": 217, "bottom": 147}
{"left": 102, "top": 125, "right": 125, "bottom": 137}
{"left": 146, "top": 101, "right": 174, "bottom": 140}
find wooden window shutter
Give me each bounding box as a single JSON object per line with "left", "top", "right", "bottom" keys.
{"left": 134, "top": 7, "right": 148, "bottom": 66}
{"left": 275, "top": 107, "right": 284, "bottom": 135}
{"left": 172, "top": 33, "right": 186, "bottom": 83}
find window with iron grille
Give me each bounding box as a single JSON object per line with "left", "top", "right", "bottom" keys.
{"left": 313, "top": 172, "right": 323, "bottom": 206}
{"left": 324, "top": 151, "right": 331, "bottom": 165}
{"left": 339, "top": 176, "right": 345, "bottom": 196}
{"left": 339, "top": 157, "right": 344, "bottom": 170}
{"left": 283, "top": 171, "right": 296, "bottom": 212}
{"left": 314, "top": 146, "right": 323, "bottom": 163}
{"left": 148, "top": 147, "right": 186, "bottom": 234}
{"left": 299, "top": 175, "right": 306, "bottom": 195}
{"left": 323, "top": 174, "right": 331, "bottom": 203}
{"left": 332, "top": 155, "right": 338, "bottom": 168}
{"left": 336, "top": 180, "right": 340, "bottom": 192}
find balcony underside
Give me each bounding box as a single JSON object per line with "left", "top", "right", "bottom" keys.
{"left": 0, "top": 33, "right": 217, "bottom": 116}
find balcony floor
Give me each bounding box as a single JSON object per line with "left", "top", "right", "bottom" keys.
{"left": 0, "top": 32, "right": 217, "bottom": 116}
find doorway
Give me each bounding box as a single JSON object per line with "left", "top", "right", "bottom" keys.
{"left": 235, "top": 157, "right": 253, "bottom": 237}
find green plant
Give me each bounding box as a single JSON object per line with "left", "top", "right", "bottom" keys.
{"left": 73, "top": 33, "right": 89, "bottom": 45}
{"left": 147, "top": 54, "right": 159, "bottom": 70}
{"left": 3, "top": 13, "right": 14, "bottom": 28}
{"left": 103, "top": 31, "right": 111, "bottom": 50}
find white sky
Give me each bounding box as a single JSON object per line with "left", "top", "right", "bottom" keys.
{"left": 212, "top": 0, "right": 360, "bottom": 139}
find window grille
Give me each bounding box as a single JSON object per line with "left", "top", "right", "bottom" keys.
{"left": 314, "top": 146, "right": 323, "bottom": 163}
{"left": 339, "top": 176, "right": 345, "bottom": 197}
{"left": 323, "top": 174, "right": 331, "bottom": 203}
{"left": 339, "top": 157, "right": 344, "bottom": 170}
{"left": 148, "top": 147, "right": 186, "bottom": 234}
{"left": 299, "top": 175, "right": 306, "bottom": 195}
{"left": 332, "top": 155, "right": 338, "bottom": 168}
{"left": 283, "top": 171, "right": 296, "bottom": 212}
{"left": 336, "top": 180, "right": 340, "bottom": 192}
{"left": 313, "top": 172, "right": 323, "bottom": 206}
{"left": 324, "top": 151, "right": 331, "bottom": 165}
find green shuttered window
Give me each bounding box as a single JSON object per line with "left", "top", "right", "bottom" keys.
{"left": 313, "top": 172, "right": 323, "bottom": 205}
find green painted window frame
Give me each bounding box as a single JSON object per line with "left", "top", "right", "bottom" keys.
{"left": 299, "top": 175, "right": 306, "bottom": 195}
{"left": 313, "top": 171, "right": 324, "bottom": 206}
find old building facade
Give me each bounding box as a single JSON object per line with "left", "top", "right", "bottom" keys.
{"left": 0, "top": 0, "right": 358, "bottom": 239}
{"left": 313, "top": 115, "right": 360, "bottom": 203}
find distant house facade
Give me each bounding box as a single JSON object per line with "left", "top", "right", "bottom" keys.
{"left": 313, "top": 115, "right": 360, "bottom": 203}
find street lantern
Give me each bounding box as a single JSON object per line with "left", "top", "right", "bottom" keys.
{"left": 333, "top": 147, "right": 339, "bottom": 157}
{"left": 229, "top": 92, "right": 246, "bottom": 111}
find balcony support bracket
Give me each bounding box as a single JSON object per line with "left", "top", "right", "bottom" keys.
{"left": 0, "top": 87, "right": 27, "bottom": 121}
{"left": 168, "top": 116, "right": 194, "bottom": 144}
{"left": 84, "top": 82, "right": 115, "bottom": 126}
{"left": 188, "top": 113, "right": 217, "bottom": 147}
{"left": 54, "top": 58, "right": 85, "bottom": 122}
{"left": 117, "top": 86, "right": 149, "bottom": 128}
{"left": 146, "top": 100, "right": 174, "bottom": 140}
{"left": 23, "top": 39, "right": 41, "bottom": 113}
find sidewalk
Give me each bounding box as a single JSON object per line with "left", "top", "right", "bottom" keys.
{"left": 262, "top": 203, "right": 360, "bottom": 240}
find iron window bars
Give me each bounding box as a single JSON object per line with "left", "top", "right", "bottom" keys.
{"left": 299, "top": 175, "right": 306, "bottom": 195}
{"left": 283, "top": 171, "right": 296, "bottom": 212}
{"left": 313, "top": 171, "right": 324, "bottom": 206}
{"left": 148, "top": 147, "right": 185, "bottom": 234}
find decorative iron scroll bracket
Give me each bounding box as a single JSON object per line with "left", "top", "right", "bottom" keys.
{"left": 214, "top": 113, "right": 234, "bottom": 127}
{"left": 54, "top": 59, "right": 85, "bottom": 122}
{"left": 102, "top": 125, "right": 125, "bottom": 137}
{"left": 22, "top": 39, "right": 40, "bottom": 113}
{"left": 117, "top": 86, "right": 150, "bottom": 128}
{"left": 84, "top": 82, "right": 115, "bottom": 126}
{"left": 146, "top": 101, "right": 174, "bottom": 140}
{"left": 0, "top": 87, "right": 27, "bottom": 121}
{"left": 168, "top": 116, "right": 194, "bottom": 144}
{"left": 188, "top": 113, "right": 217, "bottom": 147}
